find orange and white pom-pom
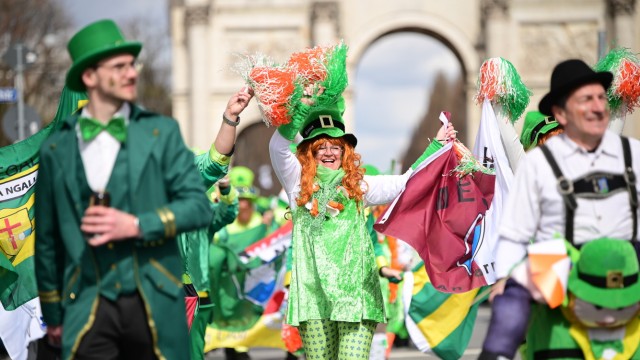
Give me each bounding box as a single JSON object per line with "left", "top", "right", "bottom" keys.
{"left": 616, "top": 59, "right": 640, "bottom": 110}
{"left": 249, "top": 66, "right": 297, "bottom": 126}
{"left": 287, "top": 45, "right": 329, "bottom": 84}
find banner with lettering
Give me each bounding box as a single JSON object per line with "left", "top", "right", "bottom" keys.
{"left": 375, "top": 140, "right": 496, "bottom": 293}
{"left": 205, "top": 221, "right": 292, "bottom": 351}
{"left": 0, "top": 87, "right": 87, "bottom": 310}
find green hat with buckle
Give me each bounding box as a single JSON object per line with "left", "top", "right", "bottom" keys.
{"left": 66, "top": 19, "right": 142, "bottom": 92}
{"left": 299, "top": 98, "right": 357, "bottom": 147}
{"left": 568, "top": 238, "right": 640, "bottom": 309}
{"left": 229, "top": 166, "right": 258, "bottom": 200}
{"left": 519, "top": 111, "right": 560, "bottom": 150}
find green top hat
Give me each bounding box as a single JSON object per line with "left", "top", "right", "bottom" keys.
{"left": 229, "top": 166, "right": 258, "bottom": 200}
{"left": 66, "top": 19, "right": 142, "bottom": 92}
{"left": 519, "top": 111, "right": 560, "bottom": 150}
{"left": 568, "top": 238, "right": 640, "bottom": 309}
{"left": 299, "top": 99, "right": 357, "bottom": 147}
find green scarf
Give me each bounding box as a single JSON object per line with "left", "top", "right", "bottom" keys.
{"left": 315, "top": 165, "right": 344, "bottom": 186}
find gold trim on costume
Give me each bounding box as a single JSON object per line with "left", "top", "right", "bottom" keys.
{"left": 69, "top": 296, "right": 100, "bottom": 359}
{"left": 63, "top": 267, "right": 81, "bottom": 300}
{"left": 38, "top": 290, "right": 61, "bottom": 303}
{"left": 156, "top": 207, "right": 176, "bottom": 238}
{"left": 133, "top": 249, "right": 165, "bottom": 360}
{"left": 164, "top": 209, "right": 176, "bottom": 238}
{"left": 149, "top": 258, "right": 182, "bottom": 288}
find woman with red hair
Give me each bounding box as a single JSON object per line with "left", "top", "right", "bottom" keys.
{"left": 269, "top": 100, "right": 455, "bottom": 359}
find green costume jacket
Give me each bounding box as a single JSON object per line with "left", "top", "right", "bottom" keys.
{"left": 178, "top": 182, "right": 239, "bottom": 295}
{"left": 34, "top": 103, "right": 213, "bottom": 360}
{"left": 526, "top": 304, "right": 640, "bottom": 360}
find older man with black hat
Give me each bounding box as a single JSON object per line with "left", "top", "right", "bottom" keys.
{"left": 34, "top": 19, "right": 253, "bottom": 360}
{"left": 479, "top": 59, "right": 640, "bottom": 360}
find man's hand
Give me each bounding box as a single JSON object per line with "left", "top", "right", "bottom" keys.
{"left": 81, "top": 206, "right": 141, "bottom": 247}
{"left": 46, "top": 325, "right": 63, "bottom": 347}
{"left": 379, "top": 266, "right": 403, "bottom": 282}
{"left": 217, "top": 175, "right": 231, "bottom": 189}
{"left": 224, "top": 87, "right": 254, "bottom": 121}
{"left": 489, "top": 278, "right": 508, "bottom": 303}
{"left": 436, "top": 122, "right": 457, "bottom": 142}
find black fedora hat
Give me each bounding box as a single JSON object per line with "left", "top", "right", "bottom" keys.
{"left": 538, "top": 59, "right": 613, "bottom": 116}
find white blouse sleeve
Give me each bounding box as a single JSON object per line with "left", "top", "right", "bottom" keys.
{"left": 269, "top": 131, "right": 301, "bottom": 208}
{"left": 362, "top": 169, "right": 413, "bottom": 207}
{"left": 494, "top": 105, "right": 525, "bottom": 172}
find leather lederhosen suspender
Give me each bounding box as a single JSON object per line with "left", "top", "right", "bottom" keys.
{"left": 539, "top": 136, "right": 637, "bottom": 244}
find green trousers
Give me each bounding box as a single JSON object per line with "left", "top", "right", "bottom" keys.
{"left": 190, "top": 302, "right": 214, "bottom": 360}
{"left": 298, "top": 319, "right": 376, "bottom": 359}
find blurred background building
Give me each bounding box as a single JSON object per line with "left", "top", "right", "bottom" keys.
{"left": 1, "top": 0, "right": 639, "bottom": 196}
{"left": 169, "top": 0, "right": 640, "bottom": 195}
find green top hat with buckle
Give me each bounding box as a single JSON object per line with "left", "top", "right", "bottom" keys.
{"left": 568, "top": 238, "right": 640, "bottom": 309}
{"left": 299, "top": 98, "right": 357, "bottom": 147}
{"left": 520, "top": 111, "right": 560, "bottom": 150}
{"left": 229, "top": 166, "right": 258, "bottom": 200}
{"left": 66, "top": 19, "right": 142, "bottom": 92}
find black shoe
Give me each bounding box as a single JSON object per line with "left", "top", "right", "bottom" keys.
{"left": 285, "top": 352, "right": 299, "bottom": 360}
{"left": 224, "top": 348, "right": 252, "bottom": 360}
{"left": 477, "top": 350, "right": 511, "bottom": 360}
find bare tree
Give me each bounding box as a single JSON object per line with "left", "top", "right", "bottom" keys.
{"left": 401, "top": 72, "right": 466, "bottom": 172}
{"left": 120, "top": 17, "right": 172, "bottom": 116}
{"left": 0, "top": 0, "right": 74, "bottom": 145}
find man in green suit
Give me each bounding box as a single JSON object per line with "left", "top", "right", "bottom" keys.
{"left": 34, "top": 19, "right": 252, "bottom": 360}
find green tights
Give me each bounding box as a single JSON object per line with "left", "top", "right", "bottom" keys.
{"left": 297, "top": 319, "right": 376, "bottom": 359}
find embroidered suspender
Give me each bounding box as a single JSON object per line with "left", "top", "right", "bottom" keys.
{"left": 539, "top": 136, "right": 637, "bottom": 244}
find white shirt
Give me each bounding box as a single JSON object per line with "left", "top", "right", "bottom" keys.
{"left": 268, "top": 131, "right": 412, "bottom": 210}
{"left": 495, "top": 131, "right": 640, "bottom": 277}
{"left": 76, "top": 103, "right": 130, "bottom": 192}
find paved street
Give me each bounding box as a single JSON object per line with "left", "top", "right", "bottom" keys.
{"left": 205, "top": 304, "right": 500, "bottom": 360}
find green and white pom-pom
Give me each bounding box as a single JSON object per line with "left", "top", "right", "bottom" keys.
{"left": 474, "top": 57, "right": 532, "bottom": 124}
{"left": 594, "top": 47, "right": 640, "bottom": 115}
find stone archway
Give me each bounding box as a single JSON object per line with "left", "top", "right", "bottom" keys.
{"left": 170, "top": 0, "right": 639, "bottom": 152}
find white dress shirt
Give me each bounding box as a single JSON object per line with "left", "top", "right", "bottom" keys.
{"left": 495, "top": 131, "right": 640, "bottom": 278}
{"left": 76, "top": 103, "right": 130, "bottom": 192}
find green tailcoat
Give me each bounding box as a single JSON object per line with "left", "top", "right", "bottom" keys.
{"left": 34, "top": 103, "right": 212, "bottom": 360}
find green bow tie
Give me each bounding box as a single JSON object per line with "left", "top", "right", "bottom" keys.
{"left": 79, "top": 116, "right": 127, "bottom": 143}
{"left": 590, "top": 339, "right": 624, "bottom": 359}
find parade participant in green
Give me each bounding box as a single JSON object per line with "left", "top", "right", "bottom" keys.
{"left": 181, "top": 175, "right": 240, "bottom": 360}
{"left": 179, "top": 86, "right": 253, "bottom": 360}
{"left": 33, "top": 19, "right": 249, "bottom": 360}
{"left": 270, "top": 94, "right": 455, "bottom": 359}
{"left": 212, "top": 166, "right": 278, "bottom": 360}
{"left": 525, "top": 239, "right": 640, "bottom": 359}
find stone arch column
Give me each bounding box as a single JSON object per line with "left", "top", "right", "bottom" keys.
{"left": 184, "top": 3, "right": 211, "bottom": 147}
{"left": 607, "top": 0, "right": 637, "bottom": 136}
{"left": 311, "top": 1, "right": 340, "bottom": 45}
{"left": 482, "top": 0, "right": 510, "bottom": 58}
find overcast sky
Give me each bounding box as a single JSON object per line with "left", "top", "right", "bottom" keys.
{"left": 61, "top": 1, "right": 462, "bottom": 171}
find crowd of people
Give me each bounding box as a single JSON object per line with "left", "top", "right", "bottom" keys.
{"left": 1, "top": 16, "right": 639, "bottom": 360}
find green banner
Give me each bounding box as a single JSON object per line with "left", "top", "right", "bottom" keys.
{"left": 0, "top": 87, "right": 86, "bottom": 310}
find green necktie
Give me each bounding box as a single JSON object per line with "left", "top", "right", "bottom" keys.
{"left": 79, "top": 116, "right": 127, "bottom": 143}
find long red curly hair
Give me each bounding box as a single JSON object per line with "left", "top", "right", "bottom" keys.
{"left": 295, "top": 136, "right": 364, "bottom": 207}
